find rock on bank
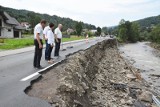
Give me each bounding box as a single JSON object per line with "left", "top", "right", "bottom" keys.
{"left": 26, "top": 39, "right": 155, "bottom": 107}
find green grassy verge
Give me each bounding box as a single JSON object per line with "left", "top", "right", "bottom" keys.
{"left": 62, "top": 35, "right": 87, "bottom": 42}
{"left": 0, "top": 38, "right": 33, "bottom": 50}
{"left": 0, "top": 35, "right": 90, "bottom": 50}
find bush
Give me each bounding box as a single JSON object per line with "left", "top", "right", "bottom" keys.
{"left": 118, "top": 20, "right": 140, "bottom": 43}
{"left": 87, "top": 31, "right": 94, "bottom": 37}
{"left": 116, "top": 37, "right": 124, "bottom": 43}
{"left": 70, "top": 31, "right": 77, "bottom": 35}
{"left": 139, "top": 31, "right": 150, "bottom": 41}
{"left": 0, "top": 39, "right": 4, "bottom": 43}
{"left": 150, "top": 25, "right": 160, "bottom": 43}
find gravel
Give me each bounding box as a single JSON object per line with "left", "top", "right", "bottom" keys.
{"left": 26, "top": 39, "right": 156, "bottom": 107}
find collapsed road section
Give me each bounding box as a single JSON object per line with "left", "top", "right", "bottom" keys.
{"left": 25, "top": 39, "right": 158, "bottom": 107}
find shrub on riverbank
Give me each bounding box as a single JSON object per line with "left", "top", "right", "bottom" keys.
{"left": 150, "top": 25, "right": 160, "bottom": 43}
{"left": 118, "top": 19, "right": 140, "bottom": 43}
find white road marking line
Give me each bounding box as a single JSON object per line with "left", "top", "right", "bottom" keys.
{"left": 38, "top": 61, "right": 61, "bottom": 73}
{"left": 20, "top": 72, "right": 39, "bottom": 81}
{"left": 20, "top": 60, "right": 62, "bottom": 82}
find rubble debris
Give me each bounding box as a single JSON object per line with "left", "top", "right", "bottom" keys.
{"left": 127, "top": 74, "right": 137, "bottom": 81}
{"left": 26, "top": 39, "right": 155, "bottom": 107}
{"left": 133, "top": 100, "right": 148, "bottom": 107}
{"left": 110, "top": 81, "right": 127, "bottom": 92}
{"left": 150, "top": 74, "right": 160, "bottom": 78}
{"left": 138, "top": 91, "right": 153, "bottom": 103}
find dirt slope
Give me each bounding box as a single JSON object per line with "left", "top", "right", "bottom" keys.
{"left": 26, "top": 39, "right": 155, "bottom": 107}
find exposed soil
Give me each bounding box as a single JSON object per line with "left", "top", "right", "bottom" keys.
{"left": 149, "top": 42, "right": 160, "bottom": 58}
{"left": 26, "top": 39, "right": 156, "bottom": 107}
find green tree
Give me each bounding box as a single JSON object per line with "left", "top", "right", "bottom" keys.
{"left": 118, "top": 19, "right": 127, "bottom": 42}
{"left": 139, "top": 31, "right": 150, "bottom": 41}
{"left": 119, "top": 19, "right": 126, "bottom": 25}
{"left": 118, "top": 19, "right": 140, "bottom": 43}
{"left": 118, "top": 27, "right": 127, "bottom": 42}
{"left": 97, "top": 27, "right": 102, "bottom": 36}
{"left": 102, "top": 27, "right": 108, "bottom": 35}
{"left": 150, "top": 25, "right": 160, "bottom": 43}
{"left": 131, "top": 22, "right": 140, "bottom": 42}
{"left": 75, "top": 22, "right": 83, "bottom": 36}
{"left": 27, "top": 12, "right": 41, "bottom": 33}
{"left": 124, "top": 21, "right": 136, "bottom": 42}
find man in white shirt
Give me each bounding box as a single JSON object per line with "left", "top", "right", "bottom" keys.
{"left": 54, "top": 24, "right": 63, "bottom": 57}
{"left": 46, "top": 23, "right": 55, "bottom": 63}
{"left": 43, "top": 23, "right": 51, "bottom": 60}
{"left": 33, "top": 19, "right": 46, "bottom": 69}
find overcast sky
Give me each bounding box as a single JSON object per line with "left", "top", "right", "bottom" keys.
{"left": 0, "top": 0, "right": 160, "bottom": 27}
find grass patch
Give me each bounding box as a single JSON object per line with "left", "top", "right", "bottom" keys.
{"left": 62, "top": 35, "right": 87, "bottom": 42}
{"left": 0, "top": 35, "right": 92, "bottom": 50}
{"left": 0, "top": 38, "right": 34, "bottom": 50}
{"left": 22, "top": 34, "right": 33, "bottom": 38}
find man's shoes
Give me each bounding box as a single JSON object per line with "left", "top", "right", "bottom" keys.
{"left": 36, "top": 66, "right": 44, "bottom": 69}
{"left": 48, "top": 60, "right": 54, "bottom": 64}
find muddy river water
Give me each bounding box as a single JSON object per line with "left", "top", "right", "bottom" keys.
{"left": 119, "top": 42, "right": 160, "bottom": 94}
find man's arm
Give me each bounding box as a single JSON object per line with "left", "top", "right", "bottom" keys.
{"left": 54, "top": 29, "right": 59, "bottom": 43}
{"left": 43, "top": 28, "right": 47, "bottom": 40}
{"left": 36, "top": 33, "right": 43, "bottom": 49}
{"left": 54, "top": 34, "right": 59, "bottom": 43}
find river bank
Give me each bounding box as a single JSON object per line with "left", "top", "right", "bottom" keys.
{"left": 25, "top": 39, "right": 157, "bottom": 107}
{"left": 120, "top": 42, "right": 160, "bottom": 96}
{"left": 149, "top": 42, "right": 160, "bottom": 58}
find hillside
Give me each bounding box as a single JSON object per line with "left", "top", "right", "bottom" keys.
{"left": 0, "top": 5, "right": 96, "bottom": 31}
{"left": 136, "top": 15, "right": 160, "bottom": 29}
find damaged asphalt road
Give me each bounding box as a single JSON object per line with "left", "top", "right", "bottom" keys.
{"left": 0, "top": 37, "right": 105, "bottom": 107}
{"left": 26, "top": 39, "right": 158, "bottom": 107}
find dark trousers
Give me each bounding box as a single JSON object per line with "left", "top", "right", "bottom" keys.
{"left": 33, "top": 39, "right": 43, "bottom": 67}
{"left": 54, "top": 38, "right": 61, "bottom": 57}
{"left": 47, "top": 44, "right": 53, "bottom": 60}
{"left": 45, "top": 40, "right": 49, "bottom": 60}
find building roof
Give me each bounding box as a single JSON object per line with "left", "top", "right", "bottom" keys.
{"left": 0, "top": 11, "right": 8, "bottom": 20}
{"left": 0, "top": 11, "right": 25, "bottom": 30}
{"left": 3, "top": 12, "right": 20, "bottom": 25}
{"left": 14, "top": 25, "right": 25, "bottom": 30}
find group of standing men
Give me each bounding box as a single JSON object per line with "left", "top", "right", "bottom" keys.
{"left": 33, "top": 19, "right": 63, "bottom": 69}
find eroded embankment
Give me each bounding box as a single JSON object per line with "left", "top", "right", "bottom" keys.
{"left": 26, "top": 39, "right": 155, "bottom": 107}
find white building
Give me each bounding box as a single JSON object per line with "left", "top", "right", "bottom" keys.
{"left": 0, "top": 11, "right": 25, "bottom": 38}
{"left": 90, "top": 30, "right": 97, "bottom": 33}
{"left": 67, "top": 28, "right": 74, "bottom": 35}
{"left": 20, "top": 22, "right": 31, "bottom": 30}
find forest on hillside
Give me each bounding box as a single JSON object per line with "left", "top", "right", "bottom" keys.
{"left": 102, "top": 15, "right": 160, "bottom": 44}
{"left": 0, "top": 6, "right": 96, "bottom": 31}
{"left": 136, "top": 15, "right": 160, "bottom": 31}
